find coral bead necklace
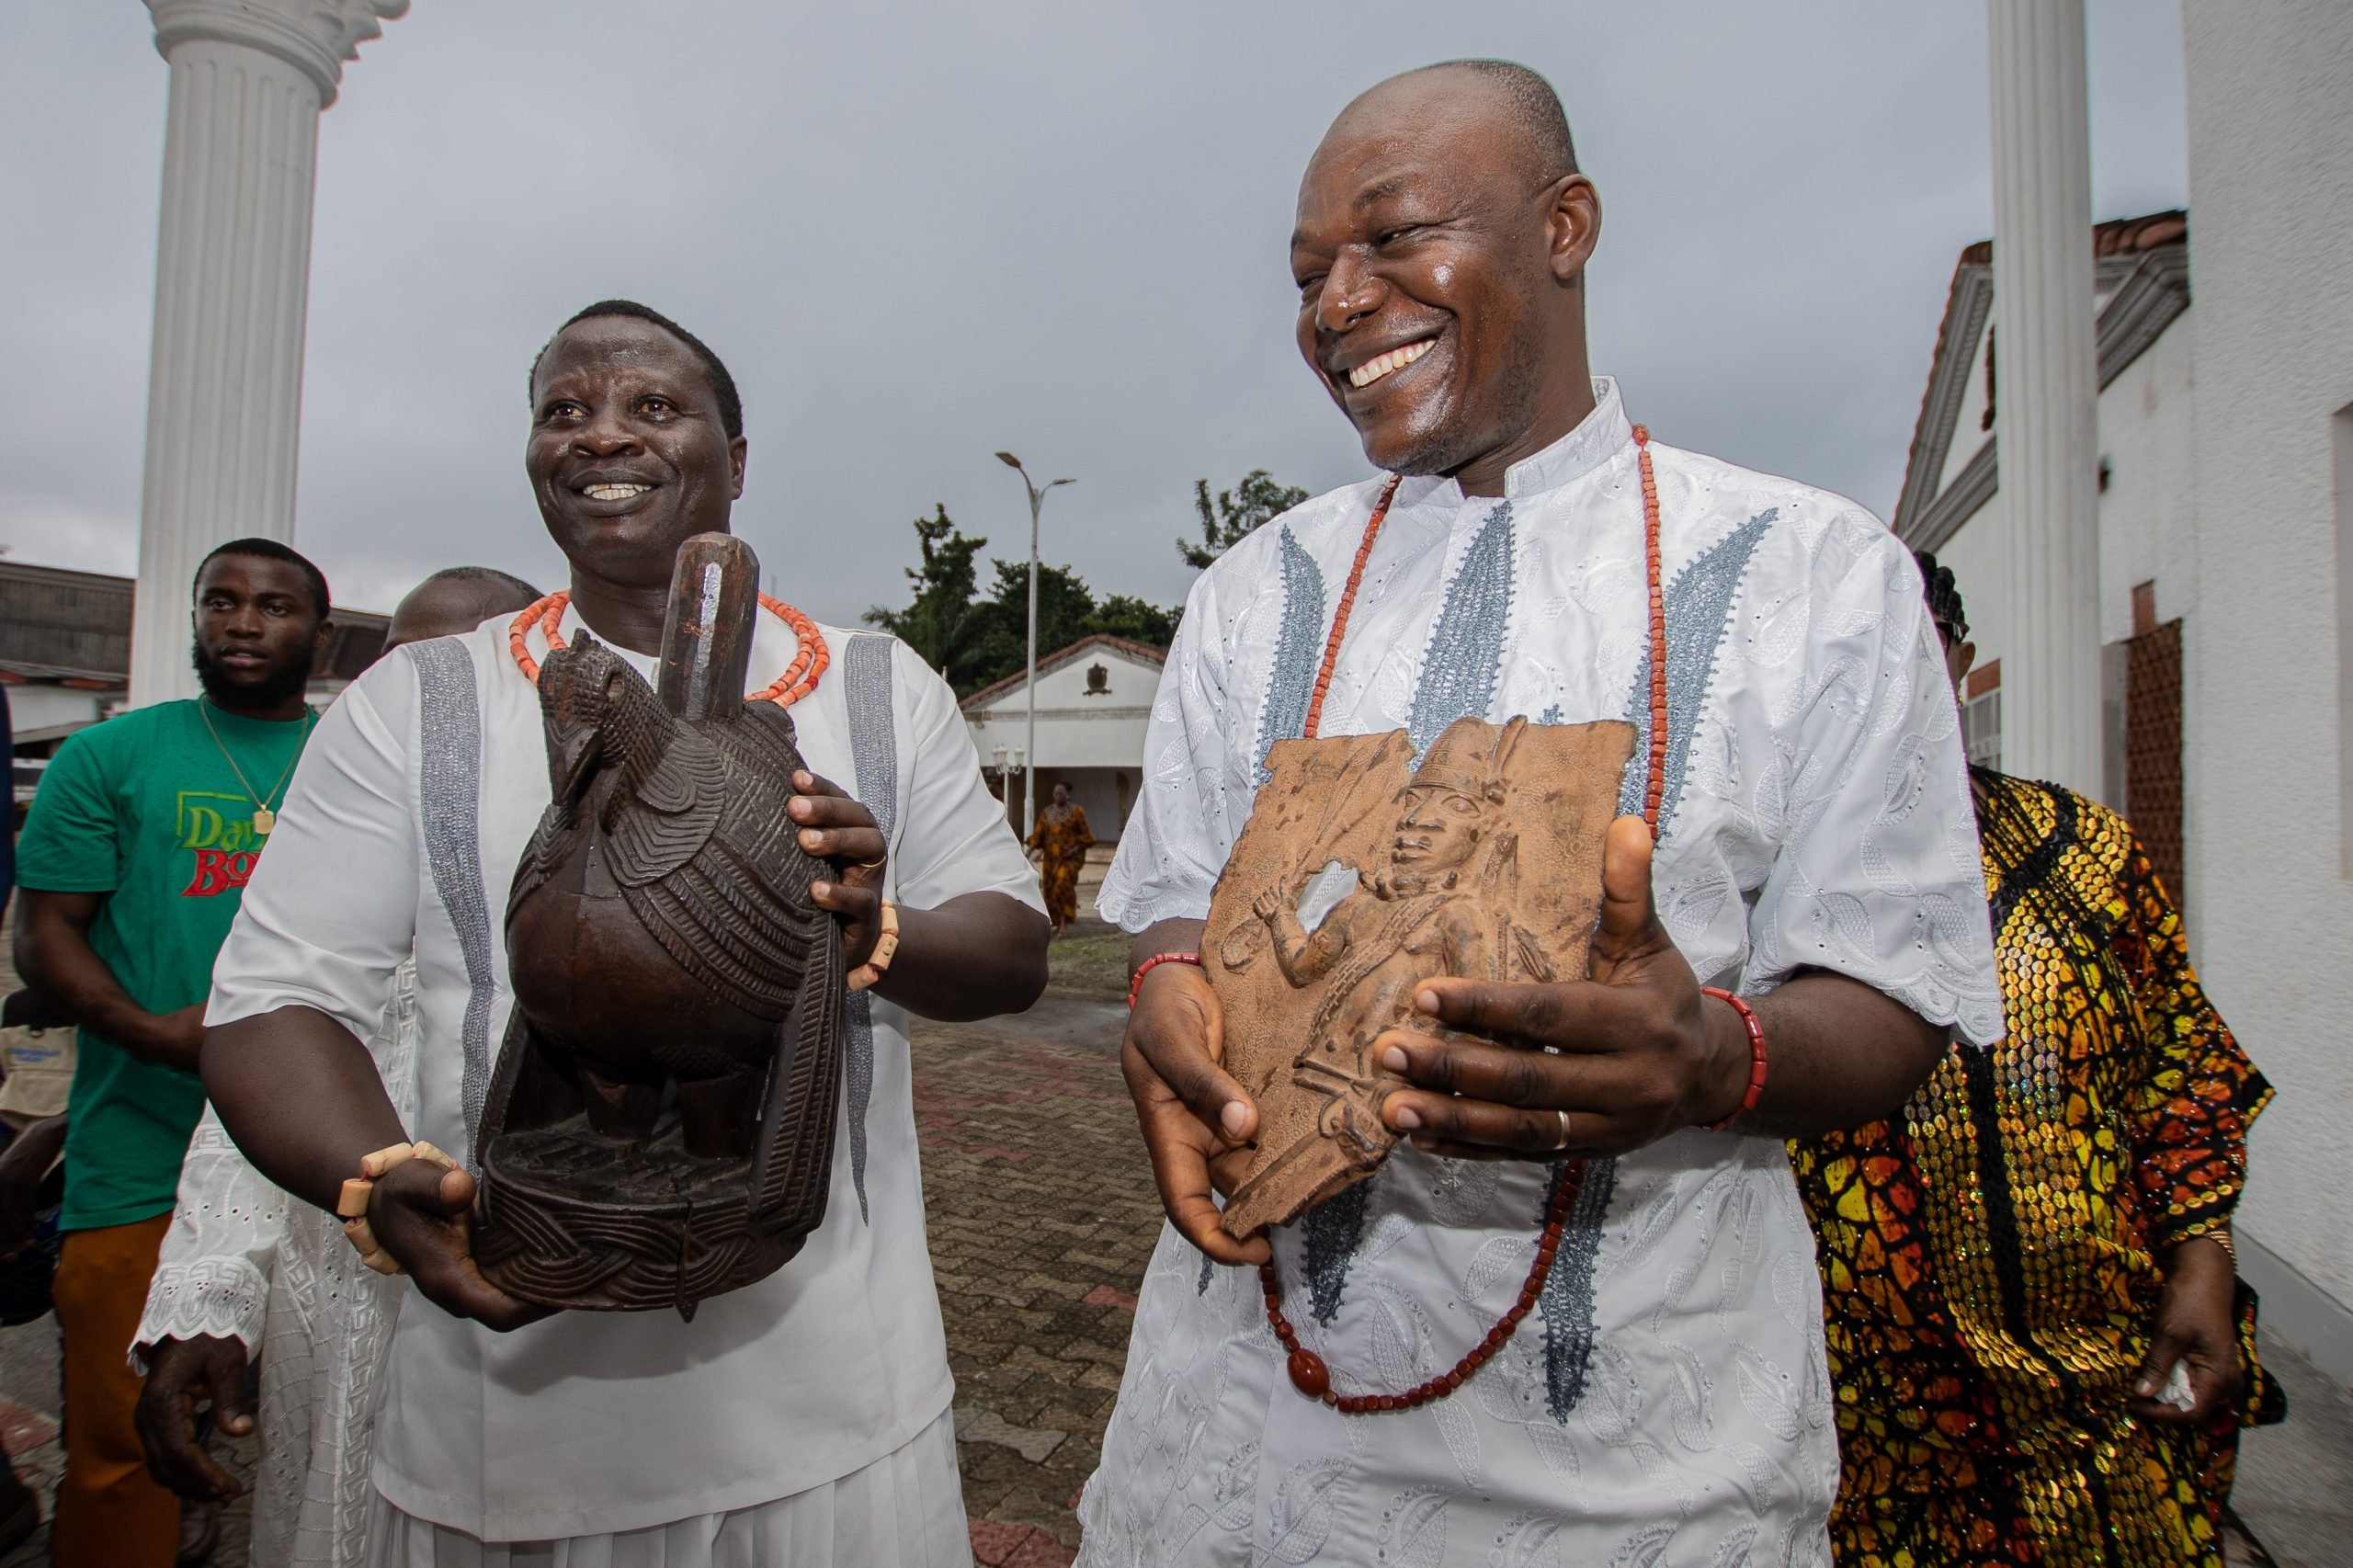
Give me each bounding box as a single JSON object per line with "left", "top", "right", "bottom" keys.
{"left": 506, "top": 589, "right": 829, "bottom": 709}
{"left": 1265, "top": 425, "right": 1672, "bottom": 1415}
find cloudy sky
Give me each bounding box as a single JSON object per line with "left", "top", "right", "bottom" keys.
{"left": 5, "top": 3, "right": 2189, "bottom": 627}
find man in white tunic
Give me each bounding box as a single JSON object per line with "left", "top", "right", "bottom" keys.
{"left": 1079, "top": 62, "right": 2003, "bottom": 1568}
{"left": 183, "top": 301, "right": 1050, "bottom": 1565}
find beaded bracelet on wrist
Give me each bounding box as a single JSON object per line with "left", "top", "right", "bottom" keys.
{"left": 334, "top": 1141, "right": 458, "bottom": 1277}
{"left": 1127, "top": 951, "right": 1201, "bottom": 1008}
{"left": 847, "top": 900, "right": 900, "bottom": 991}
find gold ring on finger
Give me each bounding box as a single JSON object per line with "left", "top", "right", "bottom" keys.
{"left": 1553, "top": 1109, "right": 1573, "bottom": 1150}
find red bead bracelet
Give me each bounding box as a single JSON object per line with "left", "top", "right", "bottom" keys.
{"left": 1698, "top": 986, "right": 1768, "bottom": 1131}
{"left": 1126, "top": 951, "right": 1201, "bottom": 1008}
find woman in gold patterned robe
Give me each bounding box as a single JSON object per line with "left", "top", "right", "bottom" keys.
{"left": 1028, "top": 782, "right": 1095, "bottom": 934}
{"left": 1791, "top": 553, "right": 2281, "bottom": 1568}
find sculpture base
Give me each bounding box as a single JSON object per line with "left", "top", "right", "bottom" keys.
{"left": 475, "top": 1113, "right": 808, "bottom": 1316}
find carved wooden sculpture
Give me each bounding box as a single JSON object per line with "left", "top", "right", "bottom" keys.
{"left": 1206, "top": 715, "right": 1634, "bottom": 1238}
{"left": 476, "top": 534, "right": 844, "bottom": 1314}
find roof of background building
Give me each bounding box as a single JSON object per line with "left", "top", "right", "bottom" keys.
{"left": 959, "top": 632, "right": 1167, "bottom": 712}
{"left": 1893, "top": 209, "right": 2191, "bottom": 551}
{"left": 1951, "top": 208, "right": 2188, "bottom": 269}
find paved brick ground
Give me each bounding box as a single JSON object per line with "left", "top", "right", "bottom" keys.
{"left": 0, "top": 901, "right": 2338, "bottom": 1567}
{"left": 920, "top": 918, "right": 1155, "bottom": 1568}
{"left": 0, "top": 914, "right": 1154, "bottom": 1567}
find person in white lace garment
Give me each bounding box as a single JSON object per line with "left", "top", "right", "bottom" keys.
{"left": 134, "top": 966, "right": 417, "bottom": 1567}
{"left": 1082, "top": 64, "right": 2001, "bottom": 1567}
{"left": 131, "top": 570, "right": 541, "bottom": 1568}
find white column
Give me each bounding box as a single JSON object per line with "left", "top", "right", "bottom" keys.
{"left": 1986, "top": 0, "right": 2102, "bottom": 790}
{"left": 127, "top": 0, "right": 406, "bottom": 708}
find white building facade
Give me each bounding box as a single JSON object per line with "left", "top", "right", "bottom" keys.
{"left": 2177, "top": 0, "right": 2353, "bottom": 1387}
{"left": 1896, "top": 210, "right": 2197, "bottom": 892}
{"left": 1896, "top": 1, "right": 2353, "bottom": 1384}
{"left": 961, "top": 634, "right": 1164, "bottom": 843}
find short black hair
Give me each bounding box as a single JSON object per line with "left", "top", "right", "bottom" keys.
{"left": 1914, "top": 549, "right": 1968, "bottom": 645}
{"left": 196, "top": 537, "right": 332, "bottom": 621}
{"left": 421, "top": 565, "right": 541, "bottom": 603}
{"left": 1415, "top": 59, "right": 1579, "bottom": 183}
{"left": 528, "top": 300, "right": 744, "bottom": 439}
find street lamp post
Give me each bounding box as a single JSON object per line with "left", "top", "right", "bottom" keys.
{"left": 995, "top": 451, "right": 1073, "bottom": 839}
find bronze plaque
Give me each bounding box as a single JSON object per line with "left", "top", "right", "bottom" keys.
{"left": 1207, "top": 716, "right": 1633, "bottom": 1238}
{"left": 476, "top": 534, "right": 845, "bottom": 1315}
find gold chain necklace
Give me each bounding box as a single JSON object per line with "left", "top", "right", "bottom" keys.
{"left": 197, "top": 700, "right": 314, "bottom": 835}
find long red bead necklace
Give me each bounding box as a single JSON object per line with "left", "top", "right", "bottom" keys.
{"left": 1265, "top": 425, "right": 1672, "bottom": 1415}
{"left": 506, "top": 589, "right": 829, "bottom": 709}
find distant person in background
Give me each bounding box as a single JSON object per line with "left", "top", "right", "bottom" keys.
{"left": 11, "top": 538, "right": 333, "bottom": 1568}
{"left": 135, "top": 568, "right": 540, "bottom": 1568}
{"left": 1790, "top": 551, "right": 2282, "bottom": 1568}
{"left": 1028, "top": 780, "right": 1094, "bottom": 935}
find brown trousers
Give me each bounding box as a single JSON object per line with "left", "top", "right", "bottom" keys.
{"left": 53, "top": 1212, "right": 177, "bottom": 1567}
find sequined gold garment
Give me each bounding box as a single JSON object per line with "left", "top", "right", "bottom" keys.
{"left": 1793, "top": 770, "right": 2280, "bottom": 1568}
{"left": 1028, "top": 803, "right": 1095, "bottom": 927}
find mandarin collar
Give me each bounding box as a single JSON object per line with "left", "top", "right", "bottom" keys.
{"left": 1392, "top": 376, "right": 1634, "bottom": 511}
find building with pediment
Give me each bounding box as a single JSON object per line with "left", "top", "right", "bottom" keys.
{"left": 960, "top": 633, "right": 1165, "bottom": 844}
{"left": 1893, "top": 209, "right": 2194, "bottom": 894}
{"left": 1893, "top": 0, "right": 2353, "bottom": 1383}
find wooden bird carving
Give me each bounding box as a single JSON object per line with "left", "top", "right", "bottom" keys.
{"left": 477, "top": 534, "right": 844, "bottom": 1313}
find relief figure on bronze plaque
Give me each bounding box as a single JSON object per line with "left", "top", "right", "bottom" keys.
{"left": 1205, "top": 715, "right": 1630, "bottom": 1237}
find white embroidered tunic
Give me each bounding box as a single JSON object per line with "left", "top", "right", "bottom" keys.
{"left": 204, "top": 608, "right": 1041, "bottom": 1544}
{"left": 1082, "top": 381, "right": 2003, "bottom": 1568}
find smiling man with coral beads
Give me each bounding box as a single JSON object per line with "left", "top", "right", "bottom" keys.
{"left": 178, "top": 301, "right": 1050, "bottom": 1564}
{"left": 1080, "top": 62, "right": 2003, "bottom": 1566}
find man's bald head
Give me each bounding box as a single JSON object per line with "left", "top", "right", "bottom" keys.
{"left": 1350, "top": 60, "right": 1578, "bottom": 187}
{"left": 382, "top": 566, "right": 543, "bottom": 653}
{"left": 1292, "top": 60, "right": 1602, "bottom": 494}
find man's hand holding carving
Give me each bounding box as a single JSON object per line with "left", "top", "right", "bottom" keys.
{"left": 1121, "top": 919, "right": 1269, "bottom": 1267}
{"left": 791, "top": 767, "right": 1051, "bottom": 1021}
{"left": 364, "top": 1158, "right": 552, "bottom": 1332}
{"left": 790, "top": 767, "right": 889, "bottom": 968}
{"left": 1373, "top": 815, "right": 1948, "bottom": 1154}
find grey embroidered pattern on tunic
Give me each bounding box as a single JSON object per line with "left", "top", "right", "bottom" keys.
{"left": 1253, "top": 525, "right": 1326, "bottom": 782}
{"left": 405, "top": 637, "right": 497, "bottom": 1162}
{"left": 1536, "top": 1153, "right": 1615, "bottom": 1418}
{"left": 1616, "top": 510, "right": 1777, "bottom": 835}
{"left": 1287, "top": 496, "right": 1608, "bottom": 1358}
{"left": 839, "top": 633, "right": 901, "bottom": 1222}
{"left": 1302, "top": 1179, "right": 1371, "bottom": 1324}
{"left": 1406, "top": 499, "right": 1516, "bottom": 759}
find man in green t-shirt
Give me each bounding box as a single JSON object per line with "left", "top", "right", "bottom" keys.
{"left": 12, "top": 537, "right": 332, "bottom": 1568}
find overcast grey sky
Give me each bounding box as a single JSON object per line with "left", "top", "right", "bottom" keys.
{"left": 3, "top": 4, "right": 2189, "bottom": 626}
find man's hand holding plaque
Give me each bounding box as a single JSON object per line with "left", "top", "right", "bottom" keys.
{"left": 1372, "top": 810, "right": 1751, "bottom": 1160}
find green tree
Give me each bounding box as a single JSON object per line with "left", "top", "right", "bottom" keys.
{"left": 967, "top": 560, "right": 1097, "bottom": 687}
{"left": 862, "top": 504, "right": 996, "bottom": 691}
{"left": 1085, "top": 594, "right": 1178, "bottom": 647}
{"left": 1178, "top": 469, "right": 1310, "bottom": 568}
{"left": 870, "top": 506, "right": 1183, "bottom": 695}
